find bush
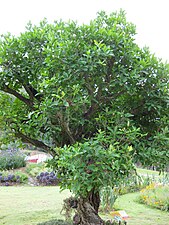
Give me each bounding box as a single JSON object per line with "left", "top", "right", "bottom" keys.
{"left": 0, "top": 148, "right": 26, "bottom": 170}
{"left": 36, "top": 171, "right": 59, "bottom": 186}
{"left": 114, "top": 174, "right": 153, "bottom": 195}
{"left": 137, "top": 184, "right": 169, "bottom": 211}
{"left": 26, "top": 163, "right": 46, "bottom": 177}
{"left": 0, "top": 171, "right": 28, "bottom": 186}
{"left": 100, "top": 174, "right": 153, "bottom": 212}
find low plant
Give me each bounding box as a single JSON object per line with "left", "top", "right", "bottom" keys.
{"left": 13, "top": 171, "right": 28, "bottom": 183}
{"left": 36, "top": 171, "right": 59, "bottom": 186}
{"left": 0, "top": 171, "right": 28, "bottom": 186}
{"left": 26, "top": 163, "right": 46, "bottom": 177}
{"left": 100, "top": 173, "right": 153, "bottom": 212}
{"left": 115, "top": 174, "right": 153, "bottom": 195}
{"left": 137, "top": 183, "right": 169, "bottom": 211}
{"left": 100, "top": 186, "right": 118, "bottom": 212}
{"left": 0, "top": 148, "right": 26, "bottom": 170}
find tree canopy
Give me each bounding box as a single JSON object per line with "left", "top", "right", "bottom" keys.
{"left": 0, "top": 10, "right": 169, "bottom": 224}
{"left": 0, "top": 11, "right": 168, "bottom": 169}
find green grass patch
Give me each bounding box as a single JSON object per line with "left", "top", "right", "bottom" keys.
{"left": 0, "top": 186, "right": 169, "bottom": 225}
{"left": 111, "top": 192, "right": 169, "bottom": 225}
{"left": 0, "top": 186, "right": 70, "bottom": 225}
{"left": 136, "top": 168, "right": 167, "bottom": 176}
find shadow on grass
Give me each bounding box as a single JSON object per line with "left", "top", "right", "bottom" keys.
{"left": 37, "top": 219, "right": 72, "bottom": 225}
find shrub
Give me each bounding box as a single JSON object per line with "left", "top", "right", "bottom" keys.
{"left": 0, "top": 148, "right": 26, "bottom": 170}
{"left": 137, "top": 184, "right": 169, "bottom": 211}
{"left": 100, "top": 174, "right": 153, "bottom": 212}
{"left": 26, "top": 163, "right": 46, "bottom": 177}
{"left": 0, "top": 171, "right": 28, "bottom": 186}
{"left": 100, "top": 186, "right": 118, "bottom": 212}
{"left": 36, "top": 171, "right": 59, "bottom": 186}
{"left": 13, "top": 171, "right": 28, "bottom": 183}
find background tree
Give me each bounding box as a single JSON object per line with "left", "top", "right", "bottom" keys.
{"left": 0, "top": 10, "right": 169, "bottom": 224}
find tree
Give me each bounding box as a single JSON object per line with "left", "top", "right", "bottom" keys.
{"left": 0, "top": 10, "right": 168, "bottom": 224}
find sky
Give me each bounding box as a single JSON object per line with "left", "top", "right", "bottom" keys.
{"left": 0, "top": 0, "right": 169, "bottom": 62}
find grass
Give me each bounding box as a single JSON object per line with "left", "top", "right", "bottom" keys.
{"left": 112, "top": 192, "right": 169, "bottom": 225}
{"left": 136, "top": 168, "right": 167, "bottom": 176}
{"left": 0, "top": 186, "right": 169, "bottom": 225}
{"left": 0, "top": 186, "right": 70, "bottom": 225}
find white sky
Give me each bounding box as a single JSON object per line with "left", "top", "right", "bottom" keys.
{"left": 0, "top": 0, "right": 169, "bottom": 62}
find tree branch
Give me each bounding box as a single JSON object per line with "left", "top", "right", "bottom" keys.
{"left": 83, "top": 101, "right": 98, "bottom": 119}
{"left": 15, "top": 131, "right": 56, "bottom": 156}
{"left": 2, "top": 85, "right": 34, "bottom": 109}
{"left": 102, "top": 90, "right": 126, "bottom": 103}
{"left": 23, "top": 83, "right": 42, "bottom": 101}
{"left": 56, "top": 111, "right": 75, "bottom": 144}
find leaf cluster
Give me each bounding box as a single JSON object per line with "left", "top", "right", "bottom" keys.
{"left": 48, "top": 113, "right": 141, "bottom": 197}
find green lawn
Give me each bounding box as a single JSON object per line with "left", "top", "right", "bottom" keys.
{"left": 112, "top": 192, "right": 169, "bottom": 225}
{"left": 136, "top": 168, "right": 167, "bottom": 176}
{"left": 0, "top": 186, "right": 169, "bottom": 225}
{"left": 0, "top": 186, "right": 70, "bottom": 225}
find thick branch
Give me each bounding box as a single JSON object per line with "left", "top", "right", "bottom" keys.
{"left": 2, "top": 85, "right": 34, "bottom": 109}
{"left": 16, "top": 131, "right": 56, "bottom": 156}
{"left": 23, "top": 83, "right": 42, "bottom": 101}
{"left": 56, "top": 111, "right": 75, "bottom": 144}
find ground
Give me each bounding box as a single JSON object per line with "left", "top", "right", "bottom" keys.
{"left": 0, "top": 186, "right": 168, "bottom": 225}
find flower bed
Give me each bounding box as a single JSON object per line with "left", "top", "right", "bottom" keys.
{"left": 138, "top": 183, "right": 169, "bottom": 211}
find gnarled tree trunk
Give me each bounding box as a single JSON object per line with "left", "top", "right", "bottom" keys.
{"left": 73, "top": 190, "right": 104, "bottom": 225}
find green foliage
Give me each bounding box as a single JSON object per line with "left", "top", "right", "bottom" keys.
{"left": 0, "top": 10, "right": 168, "bottom": 161}
{"left": 138, "top": 184, "right": 169, "bottom": 211}
{"left": 13, "top": 171, "right": 28, "bottom": 183}
{"left": 0, "top": 148, "right": 26, "bottom": 170}
{"left": 49, "top": 113, "right": 141, "bottom": 197}
{"left": 0, "top": 171, "right": 28, "bottom": 185}
{"left": 25, "top": 163, "right": 48, "bottom": 177}
{"left": 135, "top": 124, "right": 169, "bottom": 171}
{"left": 0, "top": 10, "right": 168, "bottom": 211}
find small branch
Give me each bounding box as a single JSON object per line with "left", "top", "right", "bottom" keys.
{"left": 56, "top": 112, "right": 75, "bottom": 144}
{"left": 23, "top": 83, "right": 42, "bottom": 101}
{"left": 102, "top": 90, "right": 126, "bottom": 103}
{"left": 83, "top": 85, "right": 102, "bottom": 120}
{"left": 83, "top": 101, "right": 98, "bottom": 119}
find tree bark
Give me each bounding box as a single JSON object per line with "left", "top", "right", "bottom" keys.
{"left": 73, "top": 191, "right": 104, "bottom": 225}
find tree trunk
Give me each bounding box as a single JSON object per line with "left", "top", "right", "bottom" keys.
{"left": 73, "top": 190, "right": 104, "bottom": 225}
